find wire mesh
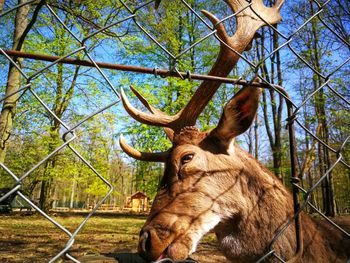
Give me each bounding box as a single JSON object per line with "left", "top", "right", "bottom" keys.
{"left": 0, "top": 0, "right": 349, "bottom": 262}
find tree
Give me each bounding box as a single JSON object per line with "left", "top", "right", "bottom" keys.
{"left": 285, "top": 0, "right": 350, "bottom": 216}
{"left": 11, "top": 0, "right": 124, "bottom": 211}
{"left": 255, "top": 25, "right": 284, "bottom": 180}
{"left": 0, "top": 0, "right": 30, "bottom": 163}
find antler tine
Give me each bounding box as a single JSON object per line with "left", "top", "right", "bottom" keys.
{"left": 201, "top": 10, "right": 230, "bottom": 43}
{"left": 127, "top": 86, "right": 176, "bottom": 141}
{"left": 119, "top": 134, "right": 168, "bottom": 162}
{"left": 130, "top": 86, "right": 158, "bottom": 114}
{"left": 241, "top": 0, "right": 285, "bottom": 26}
{"left": 120, "top": 87, "right": 175, "bottom": 127}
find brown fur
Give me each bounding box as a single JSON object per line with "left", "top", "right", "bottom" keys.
{"left": 138, "top": 131, "right": 350, "bottom": 262}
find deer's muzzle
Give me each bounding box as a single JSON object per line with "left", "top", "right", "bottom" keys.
{"left": 138, "top": 228, "right": 169, "bottom": 261}
{"left": 138, "top": 226, "right": 192, "bottom": 261}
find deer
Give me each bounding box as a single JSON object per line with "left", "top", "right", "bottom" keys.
{"left": 118, "top": 0, "right": 350, "bottom": 262}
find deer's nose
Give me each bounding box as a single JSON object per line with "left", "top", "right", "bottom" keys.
{"left": 139, "top": 230, "right": 151, "bottom": 254}
{"left": 138, "top": 228, "right": 167, "bottom": 261}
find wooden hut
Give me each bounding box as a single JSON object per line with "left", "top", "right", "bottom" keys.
{"left": 125, "top": 191, "right": 149, "bottom": 212}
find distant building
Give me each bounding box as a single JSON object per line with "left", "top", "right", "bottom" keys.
{"left": 125, "top": 191, "right": 149, "bottom": 212}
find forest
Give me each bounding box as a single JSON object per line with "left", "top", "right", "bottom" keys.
{"left": 0, "top": 0, "right": 349, "bottom": 216}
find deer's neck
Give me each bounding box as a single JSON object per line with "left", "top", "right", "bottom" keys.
{"left": 214, "top": 147, "right": 296, "bottom": 262}
{"left": 214, "top": 147, "right": 350, "bottom": 262}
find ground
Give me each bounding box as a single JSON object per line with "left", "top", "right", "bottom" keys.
{"left": 0, "top": 212, "right": 227, "bottom": 263}
{"left": 2, "top": 212, "right": 349, "bottom": 263}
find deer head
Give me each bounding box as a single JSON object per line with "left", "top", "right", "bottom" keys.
{"left": 120, "top": 0, "right": 285, "bottom": 261}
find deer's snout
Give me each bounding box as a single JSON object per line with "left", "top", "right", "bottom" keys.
{"left": 138, "top": 228, "right": 169, "bottom": 261}
{"left": 139, "top": 231, "right": 150, "bottom": 255}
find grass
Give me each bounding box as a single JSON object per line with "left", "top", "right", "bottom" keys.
{"left": 0, "top": 212, "right": 225, "bottom": 263}
{"left": 0, "top": 213, "right": 145, "bottom": 262}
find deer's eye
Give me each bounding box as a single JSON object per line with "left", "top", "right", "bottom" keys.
{"left": 181, "top": 153, "right": 194, "bottom": 165}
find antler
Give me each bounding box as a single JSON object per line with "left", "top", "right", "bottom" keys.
{"left": 119, "top": 135, "right": 169, "bottom": 162}
{"left": 121, "top": 0, "right": 284, "bottom": 161}
{"left": 122, "top": 0, "right": 284, "bottom": 133}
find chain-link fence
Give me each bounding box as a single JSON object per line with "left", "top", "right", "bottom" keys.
{"left": 0, "top": 0, "right": 349, "bottom": 262}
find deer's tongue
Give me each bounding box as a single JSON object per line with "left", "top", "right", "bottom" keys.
{"left": 156, "top": 252, "right": 166, "bottom": 261}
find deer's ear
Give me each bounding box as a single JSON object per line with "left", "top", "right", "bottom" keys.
{"left": 211, "top": 86, "right": 261, "bottom": 154}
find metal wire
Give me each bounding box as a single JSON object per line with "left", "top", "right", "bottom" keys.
{"left": 0, "top": 0, "right": 349, "bottom": 262}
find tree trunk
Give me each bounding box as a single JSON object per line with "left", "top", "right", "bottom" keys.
{"left": 309, "top": 1, "right": 336, "bottom": 216}
{"left": 37, "top": 25, "right": 80, "bottom": 211}
{"left": 257, "top": 26, "right": 283, "bottom": 180}
{"left": 38, "top": 125, "right": 59, "bottom": 211}
{"left": 0, "top": 0, "right": 5, "bottom": 13}
{"left": 70, "top": 179, "right": 76, "bottom": 209}
{"left": 254, "top": 115, "right": 259, "bottom": 160}
{"left": 0, "top": 0, "right": 29, "bottom": 163}
{"left": 39, "top": 165, "right": 53, "bottom": 212}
